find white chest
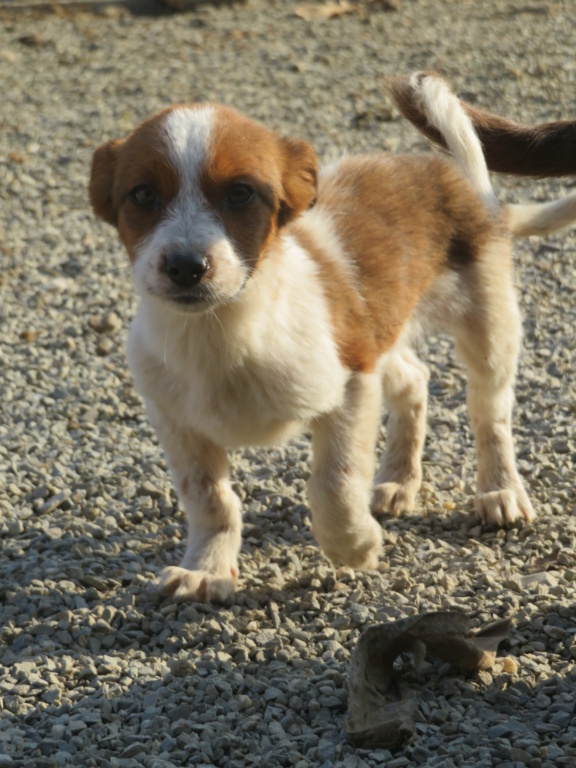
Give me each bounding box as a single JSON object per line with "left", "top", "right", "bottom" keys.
{"left": 127, "top": 258, "right": 348, "bottom": 448}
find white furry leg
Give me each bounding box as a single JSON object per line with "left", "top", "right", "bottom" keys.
{"left": 147, "top": 403, "right": 242, "bottom": 601}
{"left": 308, "top": 373, "right": 383, "bottom": 569}
{"left": 455, "top": 246, "right": 535, "bottom": 526}
{"left": 371, "top": 347, "right": 429, "bottom": 516}
{"left": 465, "top": 381, "right": 535, "bottom": 526}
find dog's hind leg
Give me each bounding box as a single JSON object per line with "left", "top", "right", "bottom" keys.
{"left": 308, "top": 372, "right": 383, "bottom": 569}
{"left": 454, "top": 241, "right": 535, "bottom": 525}
{"left": 371, "top": 346, "right": 429, "bottom": 516}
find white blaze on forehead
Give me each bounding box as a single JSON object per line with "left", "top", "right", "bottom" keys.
{"left": 157, "top": 105, "right": 219, "bottom": 248}
{"left": 133, "top": 104, "right": 247, "bottom": 307}
{"left": 163, "top": 106, "right": 215, "bottom": 190}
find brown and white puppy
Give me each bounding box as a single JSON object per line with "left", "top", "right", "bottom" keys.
{"left": 90, "top": 73, "right": 576, "bottom": 602}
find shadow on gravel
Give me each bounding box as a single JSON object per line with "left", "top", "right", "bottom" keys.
{"left": 2, "top": 483, "right": 574, "bottom": 764}
{"left": 0, "top": 0, "right": 177, "bottom": 19}
{"left": 6, "top": 0, "right": 265, "bottom": 20}
{"left": 2, "top": 610, "right": 576, "bottom": 767}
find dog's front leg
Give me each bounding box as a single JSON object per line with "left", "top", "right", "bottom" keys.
{"left": 147, "top": 403, "right": 242, "bottom": 602}
{"left": 307, "top": 373, "right": 383, "bottom": 569}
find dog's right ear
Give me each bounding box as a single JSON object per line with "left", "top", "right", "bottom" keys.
{"left": 89, "top": 139, "right": 123, "bottom": 226}
{"left": 277, "top": 137, "right": 319, "bottom": 228}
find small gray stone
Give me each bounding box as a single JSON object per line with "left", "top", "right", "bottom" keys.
{"left": 36, "top": 492, "right": 69, "bottom": 515}
{"left": 120, "top": 743, "right": 148, "bottom": 758}
{"left": 88, "top": 312, "right": 122, "bottom": 334}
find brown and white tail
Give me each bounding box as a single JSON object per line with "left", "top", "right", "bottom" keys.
{"left": 388, "top": 70, "right": 576, "bottom": 237}
{"left": 388, "top": 71, "right": 576, "bottom": 177}
{"left": 391, "top": 71, "right": 499, "bottom": 212}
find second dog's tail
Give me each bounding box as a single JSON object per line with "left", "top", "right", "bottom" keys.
{"left": 388, "top": 71, "right": 576, "bottom": 237}
{"left": 388, "top": 71, "right": 576, "bottom": 177}
{"left": 390, "top": 72, "right": 499, "bottom": 213}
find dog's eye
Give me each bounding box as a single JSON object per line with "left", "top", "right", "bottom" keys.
{"left": 129, "top": 184, "right": 158, "bottom": 209}
{"left": 225, "top": 183, "right": 255, "bottom": 208}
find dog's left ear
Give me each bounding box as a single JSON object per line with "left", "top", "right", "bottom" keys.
{"left": 89, "top": 139, "right": 123, "bottom": 227}
{"left": 278, "top": 137, "right": 318, "bottom": 227}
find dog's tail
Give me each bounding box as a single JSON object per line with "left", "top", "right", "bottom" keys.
{"left": 506, "top": 192, "right": 576, "bottom": 237}
{"left": 388, "top": 71, "right": 576, "bottom": 178}
{"left": 388, "top": 71, "right": 499, "bottom": 212}
{"left": 388, "top": 71, "right": 576, "bottom": 237}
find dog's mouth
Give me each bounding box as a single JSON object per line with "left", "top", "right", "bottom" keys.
{"left": 168, "top": 288, "right": 216, "bottom": 311}
{"left": 143, "top": 285, "right": 216, "bottom": 311}
{"left": 168, "top": 277, "right": 249, "bottom": 309}
{"left": 142, "top": 273, "right": 249, "bottom": 313}
{"left": 172, "top": 293, "right": 207, "bottom": 305}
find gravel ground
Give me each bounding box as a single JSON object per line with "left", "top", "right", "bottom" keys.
{"left": 1, "top": 0, "right": 576, "bottom": 766}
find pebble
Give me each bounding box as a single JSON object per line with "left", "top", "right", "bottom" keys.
{"left": 36, "top": 491, "right": 69, "bottom": 515}
{"left": 1, "top": 1, "right": 576, "bottom": 767}
{"left": 88, "top": 312, "right": 122, "bottom": 334}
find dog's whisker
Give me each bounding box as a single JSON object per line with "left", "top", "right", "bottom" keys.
{"left": 163, "top": 325, "right": 169, "bottom": 369}
{"left": 207, "top": 302, "right": 231, "bottom": 358}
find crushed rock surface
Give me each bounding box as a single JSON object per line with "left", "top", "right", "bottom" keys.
{"left": 0, "top": 0, "right": 575, "bottom": 766}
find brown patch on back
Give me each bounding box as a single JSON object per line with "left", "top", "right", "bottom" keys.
{"left": 291, "top": 223, "right": 379, "bottom": 373}
{"left": 448, "top": 235, "right": 476, "bottom": 268}
{"left": 297, "top": 154, "right": 496, "bottom": 370}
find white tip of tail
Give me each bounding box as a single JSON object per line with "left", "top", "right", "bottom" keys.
{"left": 408, "top": 72, "right": 499, "bottom": 213}
{"left": 508, "top": 191, "right": 576, "bottom": 237}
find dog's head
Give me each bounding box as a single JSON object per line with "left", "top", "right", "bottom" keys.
{"left": 90, "top": 105, "right": 318, "bottom": 312}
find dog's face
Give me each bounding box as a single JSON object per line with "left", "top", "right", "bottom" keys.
{"left": 90, "top": 105, "right": 318, "bottom": 312}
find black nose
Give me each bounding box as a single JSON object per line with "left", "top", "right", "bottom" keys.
{"left": 162, "top": 253, "right": 209, "bottom": 288}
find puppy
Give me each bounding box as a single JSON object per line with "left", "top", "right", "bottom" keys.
{"left": 90, "top": 73, "right": 576, "bottom": 601}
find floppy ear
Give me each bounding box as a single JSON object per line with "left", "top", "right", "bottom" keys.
{"left": 89, "top": 139, "right": 123, "bottom": 226}
{"left": 278, "top": 137, "right": 318, "bottom": 227}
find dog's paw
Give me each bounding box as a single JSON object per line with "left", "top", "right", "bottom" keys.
{"left": 159, "top": 565, "right": 238, "bottom": 602}
{"left": 475, "top": 486, "right": 536, "bottom": 527}
{"left": 319, "top": 515, "right": 383, "bottom": 570}
{"left": 371, "top": 479, "right": 419, "bottom": 517}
